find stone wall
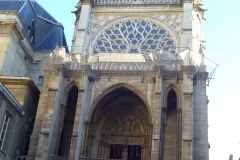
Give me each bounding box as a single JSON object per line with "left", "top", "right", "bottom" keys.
{"left": 0, "top": 78, "right": 39, "bottom": 160}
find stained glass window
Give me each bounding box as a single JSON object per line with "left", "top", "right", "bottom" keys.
{"left": 93, "top": 19, "right": 176, "bottom": 55}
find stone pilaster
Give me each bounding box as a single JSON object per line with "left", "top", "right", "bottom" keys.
{"left": 151, "top": 75, "right": 162, "bottom": 159}
{"left": 68, "top": 84, "right": 85, "bottom": 159}
{"left": 44, "top": 71, "right": 65, "bottom": 159}
{"left": 27, "top": 69, "right": 52, "bottom": 160}
{"left": 177, "top": 107, "right": 182, "bottom": 160}
{"left": 74, "top": 75, "right": 92, "bottom": 160}
{"left": 159, "top": 107, "right": 167, "bottom": 160}
{"left": 82, "top": 121, "right": 90, "bottom": 157}
{"left": 181, "top": 1, "right": 193, "bottom": 50}
{"left": 71, "top": 1, "right": 92, "bottom": 54}
{"left": 27, "top": 68, "right": 64, "bottom": 160}
{"left": 193, "top": 71, "right": 209, "bottom": 160}
{"left": 182, "top": 66, "right": 194, "bottom": 160}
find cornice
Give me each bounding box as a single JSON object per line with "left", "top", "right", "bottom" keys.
{"left": 13, "top": 22, "right": 24, "bottom": 40}
{"left": 0, "top": 76, "right": 40, "bottom": 95}
{"left": 0, "top": 82, "right": 24, "bottom": 116}
{"left": 81, "top": 0, "right": 93, "bottom": 5}
{"left": 0, "top": 11, "right": 17, "bottom": 14}
{"left": 91, "top": 7, "right": 183, "bottom": 13}
{"left": 0, "top": 20, "right": 16, "bottom": 27}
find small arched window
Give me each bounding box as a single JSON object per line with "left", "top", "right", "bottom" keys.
{"left": 30, "top": 19, "right": 35, "bottom": 44}
{"left": 31, "top": 34, "right": 34, "bottom": 43}
{"left": 31, "top": 19, "right": 35, "bottom": 30}
{"left": 27, "top": 26, "right": 31, "bottom": 36}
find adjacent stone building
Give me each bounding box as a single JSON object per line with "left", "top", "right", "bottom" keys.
{"left": 0, "top": 0, "right": 217, "bottom": 160}
{"left": 0, "top": 0, "right": 68, "bottom": 159}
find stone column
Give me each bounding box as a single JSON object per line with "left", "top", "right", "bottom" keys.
{"left": 74, "top": 75, "right": 92, "bottom": 160}
{"left": 44, "top": 71, "right": 66, "bottom": 159}
{"left": 151, "top": 74, "right": 162, "bottom": 159}
{"left": 159, "top": 107, "right": 167, "bottom": 160}
{"left": 88, "top": 136, "right": 94, "bottom": 157}
{"left": 52, "top": 104, "right": 66, "bottom": 155}
{"left": 182, "top": 66, "right": 194, "bottom": 160}
{"left": 177, "top": 108, "right": 182, "bottom": 160}
{"left": 106, "top": 144, "right": 110, "bottom": 159}
{"left": 193, "top": 72, "right": 209, "bottom": 160}
{"left": 97, "top": 144, "right": 100, "bottom": 158}
{"left": 82, "top": 121, "right": 90, "bottom": 157}
{"left": 69, "top": 87, "right": 85, "bottom": 159}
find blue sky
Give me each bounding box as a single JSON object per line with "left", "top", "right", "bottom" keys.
{"left": 203, "top": 0, "right": 240, "bottom": 159}
{"left": 38, "top": 0, "right": 240, "bottom": 159}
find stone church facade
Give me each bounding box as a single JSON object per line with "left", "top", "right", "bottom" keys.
{"left": 0, "top": 0, "right": 216, "bottom": 160}
{"left": 27, "top": 0, "right": 214, "bottom": 160}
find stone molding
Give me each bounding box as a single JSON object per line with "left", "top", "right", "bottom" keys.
{"left": 0, "top": 76, "right": 40, "bottom": 94}
{"left": 0, "top": 82, "right": 24, "bottom": 116}
{"left": 0, "top": 20, "right": 16, "bottom": 26}
{"left": 93, "top": 0, "right": 181, "bottom": 6}
{"left": 48, "top": 88, "right": 58, "bottom": 91}
{"left": 81, "top": 0, "right": 93, "bottom": 5}
{"left": 183, "top": 91, "right": 193, "bottom": 95}
{"left": 78, "top": 89, "right": 85, "bottom": 92}
{"left": 155, "top": 91, "right": 161, "bottom": 94}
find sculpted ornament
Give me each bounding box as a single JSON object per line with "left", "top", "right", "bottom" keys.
{"left": 110, "top": 136, "right": 145, "bottom": 145}
{"left": 111, "top": 116, "right": 143, "bottom": 134}
{"left": 89, "top": 13, "right": 181, "bottom": 43}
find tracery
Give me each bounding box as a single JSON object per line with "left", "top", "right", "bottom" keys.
{"left": 93, "top": 19, "right": 176, "bottom": 55}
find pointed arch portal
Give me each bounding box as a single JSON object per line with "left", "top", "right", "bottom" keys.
{"left": 86, "top": 86, "right": 151, "bottom": 159}
{"left": 160, "top": 88, "right": 182, "bottom": 160}
{"left": 58, "top": 86, "right": 78, "bottom": 157}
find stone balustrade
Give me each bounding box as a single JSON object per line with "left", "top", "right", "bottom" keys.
{"left": 94, "top": 0, "right": 181, "bottom": 5}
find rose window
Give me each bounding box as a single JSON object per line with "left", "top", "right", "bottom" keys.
{"left": 93, "top": 19, "right": 176, "bottom": 55}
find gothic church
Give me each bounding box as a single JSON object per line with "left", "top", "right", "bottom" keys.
{"left": 0, "top": 0, "right": 216, "bottom": 160}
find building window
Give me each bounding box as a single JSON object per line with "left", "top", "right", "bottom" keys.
{"left": 37, "top": 76, "right": 44, "bottom": 85}
{"left": 22, "top": 119, "right": 34, "bottom": 155}
{"left": 27, "top": 26, "right": 31, "bottom": 37}
{"left": 31, "top": 34, "right": 34, "bottom": 43}
{"left": 0, "top": 97, "right": 2, "bottom": 107}
{"left": 0, "top": 113, "right": 10, "bottom": 150}
{"left": 31, "top": 19, "right": 35, "bottom": 31}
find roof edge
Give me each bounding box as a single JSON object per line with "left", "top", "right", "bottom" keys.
{"left": 0, "top": 82, "right": 24, "bottom": 116}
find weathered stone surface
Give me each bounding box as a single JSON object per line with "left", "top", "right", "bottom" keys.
{"left": 0, "top": 1, "right": 210, "bottom": 160}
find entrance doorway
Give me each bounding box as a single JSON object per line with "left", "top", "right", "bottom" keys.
{"left": 110, "top": 144, "right": 141, "bottom": 160}
{"left": 86, "top": 86, "right": 151, "bottom": 159}
{"left": 128, "top": 145, "right": 141, "bottom": 160}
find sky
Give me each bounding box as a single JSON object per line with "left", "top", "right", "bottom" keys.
{"left": 37, "top": 0, "right": 240, "bottom": 159}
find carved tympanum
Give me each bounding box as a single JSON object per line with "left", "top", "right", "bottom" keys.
{"left": 111, "top": 116, "right": 142, "bottom": 134}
